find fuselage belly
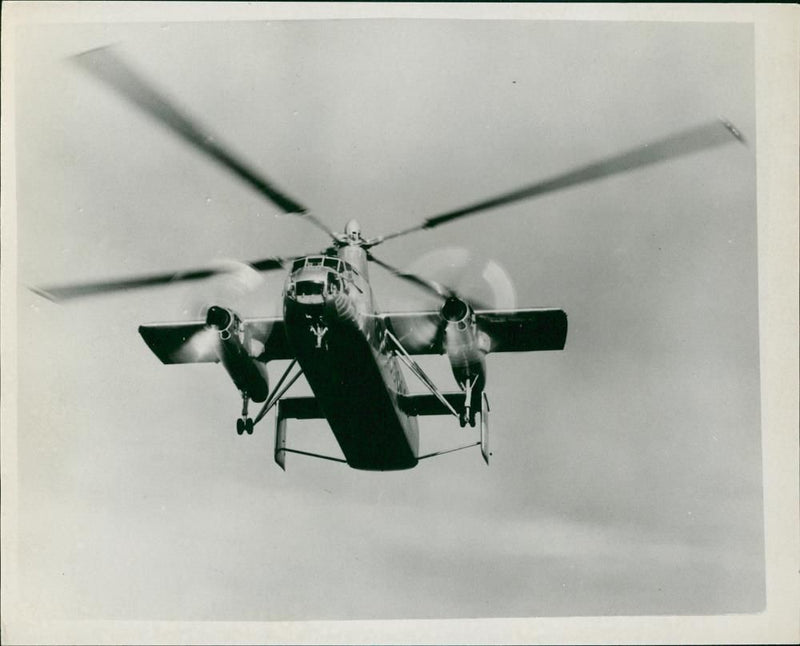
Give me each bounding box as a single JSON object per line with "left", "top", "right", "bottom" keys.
{"left": 284, "top": 246, "right": 419, "bottom": 471}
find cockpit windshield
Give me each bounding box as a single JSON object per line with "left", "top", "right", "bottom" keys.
{"left": 291, "top": 256, "right": 358, "bottom": 276}
{"left": 296, "top": 280, "right": 324, "bottom": 296}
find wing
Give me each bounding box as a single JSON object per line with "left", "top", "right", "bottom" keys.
{"left": 139, "top": 317, "right": 292, "bottom": 364}
{"left": 476, "top": 308, "right": 568, "bottom": 353}
{"left": 380, "top": 308, "right": 567, "bottom": 355}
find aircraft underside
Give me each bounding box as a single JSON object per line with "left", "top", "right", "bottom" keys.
{"left": 284, "top": 300, "right": 420, "bottom": 471}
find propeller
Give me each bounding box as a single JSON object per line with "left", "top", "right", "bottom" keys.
{"left": 172, "top": 325, "right": 220, "bottom": 364}
{"left": 178, "top": 259, "right": 268, "bottom": 319}
{"left": 366, "top": 252, "right": 457, "bottom": 303}
{"left": 371, "top": 248, "right": 517, "bottom": 350}
{"left": 402, "top": 247, "right": 517, "bottom": 311}
{"left": 31, "top": 256, "right": 292, "bottom": 302}
{"left": 171, "top": 261, "right": 281, "bottom": 365}
{"left": 367, "top": 119, "right": 746, "bottom": 246}
{"left": 72, "top": 45, "right": 337, "bottom": 241}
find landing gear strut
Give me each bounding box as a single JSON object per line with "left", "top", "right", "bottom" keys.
{"left": 460, "top": 377, "right": 478, "bottom": 428}
{"left": 237, "top": 393, "right": 254, "bottom": 435}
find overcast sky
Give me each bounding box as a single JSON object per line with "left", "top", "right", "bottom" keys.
{"left": 12, "top": 17, "right": 763, "bottom": 622}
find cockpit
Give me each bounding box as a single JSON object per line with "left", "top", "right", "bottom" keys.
{"left": 286, "top": 255, "right": 356, "bottom": 305}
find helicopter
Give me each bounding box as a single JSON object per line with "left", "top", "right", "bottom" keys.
{"left": 32, "top": 47, "right": 746, "bottom": 471}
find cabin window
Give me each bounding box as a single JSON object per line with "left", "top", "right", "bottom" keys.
{"left": 323, "top": 257, "right": 339, "bottom": 269}
{"left": 307, "top": 257, "right": 323, "bottom": 267}
{"left": 327, "top": 273, "right": 341, "bottom": 293}
{"left": 292, "top": 259, "right": 306, "bottom": 272}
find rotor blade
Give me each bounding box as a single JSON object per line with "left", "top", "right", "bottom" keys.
{"left": 31, "top": 257, "right": 291, "bottom": 302}
{"left": 73, "top": 46, "right": 335, "bottom": 239}
{"left": 372, "top": 119, "right": 746, "bottom": 244}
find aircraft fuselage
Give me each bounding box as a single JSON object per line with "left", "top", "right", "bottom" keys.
{"left": 282, "top": 227, "right": 420, "bottom": 470}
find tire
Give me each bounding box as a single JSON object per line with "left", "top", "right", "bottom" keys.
{"left": 236, "top": 418, "right": 245, "bottom": 435}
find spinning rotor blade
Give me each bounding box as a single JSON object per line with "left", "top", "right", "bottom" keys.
{"left": 32, "top": 257, "right": 291, "bottom": 302}
{"left": 73, "top": 46, "right": 335, "bottom": 239}
{"left": 373, "top": 119, "right": 745, "bottom": 244}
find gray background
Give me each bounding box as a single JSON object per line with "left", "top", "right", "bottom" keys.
{"left": 15, "top": 20, "right": 762, "bottom": 620}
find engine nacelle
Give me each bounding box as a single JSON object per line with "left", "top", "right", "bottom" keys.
{"left": 206, "top": 306, "right": 269, "bottom": 402}
{"left": 440, "top": 297, "right": 490, "bottom": 395}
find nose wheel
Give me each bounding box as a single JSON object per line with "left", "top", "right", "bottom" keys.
{"left": 236, "top": 394, "right": 254, "bottom": 435}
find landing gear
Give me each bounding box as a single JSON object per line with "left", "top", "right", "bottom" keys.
{"left": 237, "top": 393, "right": 254, "bottom": 435}
{"left": 460, "top": 377, "right": 478, "bottom": 428}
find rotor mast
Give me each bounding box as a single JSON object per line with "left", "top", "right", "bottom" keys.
{"left": 337, "top": 219, "right": 370, "bottom": 279}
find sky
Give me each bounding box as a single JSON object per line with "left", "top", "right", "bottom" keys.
{"left": 9, "top": 16, "right": 764, "bottom": 623}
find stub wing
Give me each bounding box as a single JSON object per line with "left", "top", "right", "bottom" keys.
{"left": 139, "top": 317, "right": 292, "bottom": 364}
{"left": 381, "top": 308, "right": 567, "bottom": 355}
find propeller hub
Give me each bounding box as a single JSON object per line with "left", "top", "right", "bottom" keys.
{"left": 206, "top": 305, "right": 232, "bottom": 330}
{"left": 442, "top": 296, "right": 469, "bottom": 323}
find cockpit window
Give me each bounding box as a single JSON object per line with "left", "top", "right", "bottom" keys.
{"left": 296, "top": 280, "right": 324, "bottom": 296}
{"left": 292, "top": 255, "right": 357, "bottom": 277}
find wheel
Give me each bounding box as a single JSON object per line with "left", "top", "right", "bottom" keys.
{"left": 236, "top": 418, "right": 245, "bottom": 435}
{"left": 245, "top": 418, "right": 254, "bottom": 435}
{"left": 459, "top": 414, "right": 467, "bottom": 428}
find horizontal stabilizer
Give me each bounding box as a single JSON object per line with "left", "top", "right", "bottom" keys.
{"left": 277, "top": 396, "right": 324, "bottom": 420}
{"left": 398, "top": 393, "right": 465, "bottom": 416}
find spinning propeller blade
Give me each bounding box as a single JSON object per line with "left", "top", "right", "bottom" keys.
{"left": 404, "top": 247, "right": 517, "bottom": 311}
{"left": 173, "top": 326, "right": 220, "bottom": 364}
{"left": 367, "top": 252, "right": 452, "bottom": 301}
{"left": 179, "top": 260, "right": 267, "bottom": 319}
{"left": 367, "top": 252, "right": 492, "bottom": 311}
{"left": 375, "top": 247, "right": 517, "bottom": 351}
{"left": 32, "top": 257, "right": 291, "bottom": 302}
{"left": 73, "top": 46, "right": 336, "bottom": 239}
{"left": 371, "top": 119, "right": 746, "bottom": 245}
